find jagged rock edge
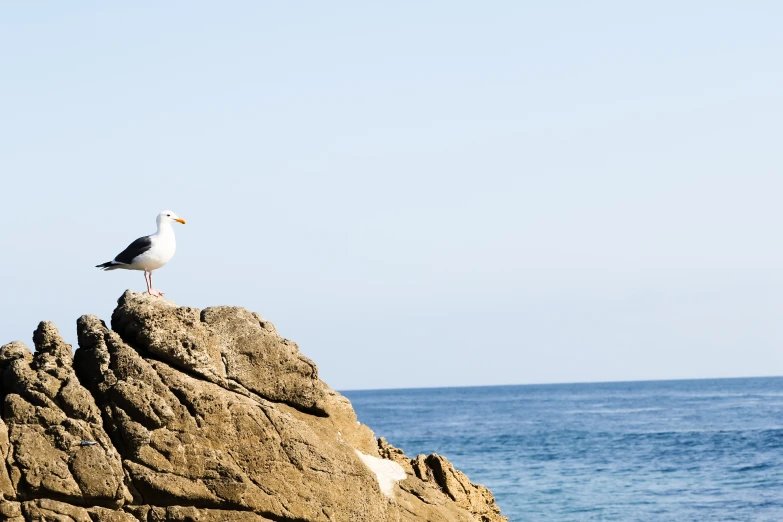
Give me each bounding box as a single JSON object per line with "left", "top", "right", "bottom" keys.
{"left": 69, "top": 323, "right": 323, "bottom": 522}
{"left": 1, "top": 297, "right": 508, "bottom": 522}
{"left": 109, "top": 302, "right": 328, "bottom": 418}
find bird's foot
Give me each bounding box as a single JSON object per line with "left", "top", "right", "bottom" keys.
{"left": 147, "top": 289, "right": 165, "bottom": 297}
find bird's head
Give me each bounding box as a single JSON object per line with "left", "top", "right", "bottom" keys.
{"left": 157, "top": 210, "right": 186, "bottom": 225}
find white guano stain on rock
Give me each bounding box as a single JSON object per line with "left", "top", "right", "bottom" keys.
{"left": 354, "top": 450, "right": 407, "bottom": 497}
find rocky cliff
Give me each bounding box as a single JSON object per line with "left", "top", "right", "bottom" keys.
{"left": 0, "top": 292, "right": 506, "bottom": 522}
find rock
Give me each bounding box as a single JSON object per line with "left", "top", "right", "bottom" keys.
{"left": 108, "top": 292, "right": 381, "bottom": 454}
{"left": 0, "top": 324, "right": 130, "bottom": 508}
{"left": 412, "top": 454, "right": 505, "bottom": 522}
{"left": 0, "top": 499, "right": 23, "bottom": 521}
{"left": 17, "top": 499, "right": 138, "bottom": 522}
{"left": 128, "top": 505, "right": 275, "bottom": 521}
{"left": 0, "top": 417, "right": 15, "bottom": 500}
{"left": 75, "top": 314, "right": 393, "bottom": 521}
{"left": 0, "top": 292, "right": 507, "bottom": 522}
{"left": 21, "top": 498, "right": 93, "bottom": 522}
{"left": 87, "top": 506, "right": 139, "bottom": 522}
{"left": 109, "top": 291, "right": 329, "bottom": 415}
{"left": 378, "top": 437, "right": 415, "bottom": 474}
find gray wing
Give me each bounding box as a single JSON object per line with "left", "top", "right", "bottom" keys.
{"left": 114, "top": 236, "right": 153, "bottom": 264}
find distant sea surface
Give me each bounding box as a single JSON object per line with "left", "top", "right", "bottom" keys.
{"left": 343, "top": 377, "right": 783, "bottom": 522}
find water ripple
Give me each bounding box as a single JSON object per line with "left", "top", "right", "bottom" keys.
{"left": 345, "top": 377, "right": 783, "bottom": 522}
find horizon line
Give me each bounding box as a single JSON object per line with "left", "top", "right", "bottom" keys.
{"left": 339, "top": 374, "right": 783, "bottom": 393}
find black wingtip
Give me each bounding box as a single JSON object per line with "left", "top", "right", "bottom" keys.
{"left": 96, "top": 262, "right": 112, "bottom": 269}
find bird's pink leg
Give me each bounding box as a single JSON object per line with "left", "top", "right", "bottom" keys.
{"left": 143, "top": 272, "right": 151, "bottom": 293}
{"left": 148, "top": 271, "right": 164, "bottom": 297}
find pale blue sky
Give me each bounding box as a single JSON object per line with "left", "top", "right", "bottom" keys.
{"left": 1, "top": 2, "right": 782, "bottom": 389}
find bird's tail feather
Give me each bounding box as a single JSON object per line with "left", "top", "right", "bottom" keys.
{"left": 96, "top": 261, "right": 121, "bottom": 270}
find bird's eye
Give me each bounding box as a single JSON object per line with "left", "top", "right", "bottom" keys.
{"left": 167, "top": 214, "right": 171, "bottom": 217}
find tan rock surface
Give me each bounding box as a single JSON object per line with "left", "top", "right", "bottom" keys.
{"left": 0, "top": 292, "right": 507, "bottom": 522}
{"left": 0, "top": 323, "right": 129, "bottom": 508}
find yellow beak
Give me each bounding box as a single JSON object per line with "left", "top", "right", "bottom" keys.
{"left": 174, "top": 218, "right": 187, "bottom": 224}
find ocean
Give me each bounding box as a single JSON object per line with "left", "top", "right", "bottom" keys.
{"left": 343, "top": 377, "right": 783, "bottom": 522}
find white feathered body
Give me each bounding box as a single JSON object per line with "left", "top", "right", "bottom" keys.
{"left": 130, "top": 226, "right": 176, "bottom": 271}
{"left": 100, "top": 222, "right": 177, "bottom": 272}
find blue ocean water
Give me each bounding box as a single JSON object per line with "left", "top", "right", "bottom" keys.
{"left": 343, "top": 377, "right": 783, "bottom": 522}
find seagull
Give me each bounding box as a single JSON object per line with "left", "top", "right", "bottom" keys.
{"left": 96, "top": 210, "right": 186, "bottom": 296}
